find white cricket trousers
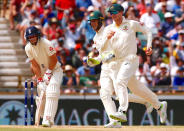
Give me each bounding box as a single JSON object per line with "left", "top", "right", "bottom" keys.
{"left": 99, "top": 55, "right": 137, "bottom": 121}
{"left": 43, "top": 67, "right": 63, "bottom": 123}
{"left": 100, "top": 55, "right": 161, "bottom": 122}
{"left": 116, "top": 55, "right": 161, "bottom": 110}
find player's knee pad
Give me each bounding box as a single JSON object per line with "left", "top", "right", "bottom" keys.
{"left": 100, "top": 88, "right": 112, "bottom": 101}
{"left": 46, "top": 83, "right": 60, "bottom": 98}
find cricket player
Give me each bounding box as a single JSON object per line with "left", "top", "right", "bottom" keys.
{"left": 104, "top": 4, "right": 167, "bottom": 124}
{"left": 87, "top": 11, "right": 154, "bottom": 128}
{"left": 25, "top": 26, "right": 63, "bottom": 127}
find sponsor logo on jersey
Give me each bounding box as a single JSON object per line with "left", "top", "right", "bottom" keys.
{"left": 122, "top": 25, "right": 128, "bottom": 31}
{"left": 49, "top": 47, "right": 54, "bottom": 52}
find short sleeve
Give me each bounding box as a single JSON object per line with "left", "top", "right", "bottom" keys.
{"left": 42, "top": 38, "right": 56, "bottom": 56}
{"left": 25, "top": 44, "right": 33, "bottom": 60}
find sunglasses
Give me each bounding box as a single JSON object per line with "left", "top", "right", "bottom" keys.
{"left": 110, "top": 12, "right": 118, "bottom": 15}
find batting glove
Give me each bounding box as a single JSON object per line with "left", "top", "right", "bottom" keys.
{"left": 43, "top": 69, "right": 52, "bottom": 84}
{"left": 37, "top": 77, "right": 46, "bottom": 91}
{"left": 101, "top": 51, "right": 115, "bottom": 62}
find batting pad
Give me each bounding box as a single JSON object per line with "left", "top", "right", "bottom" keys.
{"left": 43, "top": 83, "right": 60, "bottom": 123}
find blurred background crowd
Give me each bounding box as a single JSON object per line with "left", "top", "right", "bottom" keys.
{"left": 0, "top": 0, "right": 184, "bottom": 94}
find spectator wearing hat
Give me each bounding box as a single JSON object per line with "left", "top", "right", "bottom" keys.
{"left": 154, "top": 63, "right": 171, "bottom": 87}
{"left": 63, "top": 65, "right": 78, "bottom": 85}
{"left": 175, "top": 1, "right": 184, "bottom": 28}
{"left": 140, "top": 3, "right": 161, "bottom": 35}
{"left": 43, "top": 17, "right": 63, "bottom": 41}
{"left": 62, "top": 65, "right": 79, "bottom": 93}
{"left": 161, "top": 12, "right": 175, "bottom": 35}
{"left": 39, "top": 5, "right": 55, "bottom": 26}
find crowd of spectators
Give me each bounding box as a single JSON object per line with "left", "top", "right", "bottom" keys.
{"left": 2, "top": 0, "right": 184, "bottom": 94}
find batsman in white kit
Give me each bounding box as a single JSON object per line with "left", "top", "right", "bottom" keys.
{"left": 25, "top": 26, "right": 63, "bottom": 127}
{"left": 87, "top": 7, "right": 167, "bottom": 127}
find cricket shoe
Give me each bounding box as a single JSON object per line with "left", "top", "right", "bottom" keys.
{"left": 110, "top": 111, "right": 127, "bottom": 122}
{"left": 104, "top": 121, "right": 121, "bottom": 128}
{"left": 145, "top": 102, "right": 153, "bottom": 113}
{"left": 42, "top": 118, "right": 53, "bottom": 127}
{"left": 157, "top": 101, "right": 167, "bottom": 123}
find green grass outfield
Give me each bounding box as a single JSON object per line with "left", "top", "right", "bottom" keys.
{"left": 0, "top": 126, "right": 184, "bottom": 131}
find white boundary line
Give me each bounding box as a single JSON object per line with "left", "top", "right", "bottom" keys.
{"left": 0, "top": 95, "right": 184, "bottom": 100}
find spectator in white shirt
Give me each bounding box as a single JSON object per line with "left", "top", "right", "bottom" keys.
{"left": 140, "top": 3, "right": 161, "bottom": 35}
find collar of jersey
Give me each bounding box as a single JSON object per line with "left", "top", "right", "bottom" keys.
{"left": 113, "top": 16, "right": 127, "bottom": 28}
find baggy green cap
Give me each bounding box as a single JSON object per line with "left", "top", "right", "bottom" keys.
{"left": 108, "top": 4, "right": 124, "bottom": 14}
{"left": 88, "top": 11, "right": 104, "bottom": 21}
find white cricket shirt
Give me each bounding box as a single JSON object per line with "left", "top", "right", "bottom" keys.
{"left": 25, "top": 38, "right": 61, "bottom": 75}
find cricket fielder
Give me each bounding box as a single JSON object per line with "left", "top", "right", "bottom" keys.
{"left": 87, "top": 11, "right": 153, "bottom": 128}
{"left": 105, "top": 4, "right": 167, "bottom": 124}
{"left": 25, "top": 26, "right": 63, "bottom": 127}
